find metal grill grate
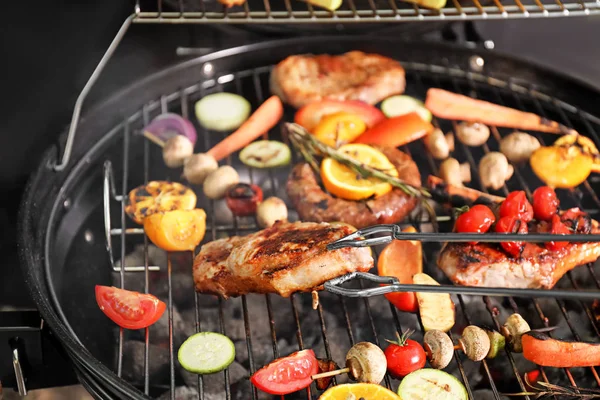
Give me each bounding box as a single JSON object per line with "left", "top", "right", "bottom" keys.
{"left": 131, "top": 0, "right": 600, "bottom": 23}
{"left": 101, "top": 61, "right": 600, "bottom": 399}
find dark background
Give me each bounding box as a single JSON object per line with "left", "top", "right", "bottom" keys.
{"left": 2, "top": 2, "right": 600, "bottom": 308}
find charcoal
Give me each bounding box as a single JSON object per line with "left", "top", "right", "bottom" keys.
{"left": 472, "top": 389, "right": 508, "bottom": 400}
{"left": 122, "top": 341, "right": 170, "bottom": 386}
{"left": 178, "top": 361, "right": 248, "bottom": 392}
{"left": 235, "top": 337, "right": 297, "bottom": 367}
{"left": 150, "top": 306, "right": 194, "bottom": 349}
{"left": 157, "top": 386, "right": 198, "bottom": 400}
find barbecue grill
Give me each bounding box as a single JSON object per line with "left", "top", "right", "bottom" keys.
{"left": 10, "top": 3, "right": 600, "bottom": 400}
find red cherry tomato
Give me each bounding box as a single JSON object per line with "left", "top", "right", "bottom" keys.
{"left": 225, "top": 183, "right": 263, "bottom": 217}
{"left": 561, "top": 207, "right": 592, "bottom": 234}
{"left": 250, "top": 350, "right": 318, "bottom": 395}
{"left": 495, "top": 216, "right": 528, "bottom": 257}
{"left": 455, "top": 205, "right": 496, "bottom": 244}
{"left": 532, "top": 186, "right": 559, "bottom": 221}
{"left": 499, "top": 191, "right": 534, "bottom": 222}
{"left": 546, "top": 214, "right": 571, "bottom": 251}
{"left": 95, "top": 285, "right": 166, "bottom": 330}
{"left": 384, "top": 331, "right": 426, "bottom": 378}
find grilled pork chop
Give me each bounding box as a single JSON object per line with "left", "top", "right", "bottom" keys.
{"left": 193, "top": 221, "right": 373, "bottom": 298}
{"left": 270, "top": 51, "right": 406, "bottom": 108}
{"left": 438, "top": 216, "right": 600, "bottom": 289}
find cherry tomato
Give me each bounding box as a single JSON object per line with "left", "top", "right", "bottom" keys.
{"left": 495, "top": 216, "right": 528, "bottom": 258}
{"left": 524, "top": 369, "right": 541, "bottom": 388}
{"left": 250, "top": 350, "right": 318, "bottom": 395}
{"left": 499, "top": 191, "right": 534, "bottom": 222}
{"left": 455, "top": 205, "right": 496, "bottom": 244}
{"left": 532, "top": 186, "right": 559, "bottom": 221}
{"left": 225, "top": 183, "right": 263, "bottom": 217}
{"left": 384, "top": 331, "right": 426, "bottom": 378}
{"left": 95, "top": 285, "right": 166, "bottom": 330}
{"left": 546, "top": 214, "right": 571, "bottom": 251}
{"left": 561, "top": 207, "right": 592, "bottom": 234}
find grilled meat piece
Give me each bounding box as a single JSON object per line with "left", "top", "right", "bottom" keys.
{"left": 438, "top": 218, "right": 600, "bottom": 289}
{"left": 286, "top": 146, "right": 420, "bottom": 229}
{"left": 193, "top": 221, "right": 373, "bottom": 298}
{"left": 270, "top": 51, "right": 406, "bottom": 108}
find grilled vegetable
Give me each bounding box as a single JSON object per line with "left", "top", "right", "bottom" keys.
{"left": 439, "top": 158, "right": 471, "bottom": 187}
{"left": 207, "top": 95, "right": 283, "bottom": 162}
{"left": 125, "top": 181, "right": 197, "bottom": 225}
{"left": 532, "top": 186, "right": 559, "bottom": 221}
{"left": 195, "top": 92, "right": 251, "bottom": 132}
{"left": 256, "top": 197, "right": 288, "bottom": 228}
{"left": 397, "top": 369, "right": 468, "bottom": 400}
{"left": 239, "top": 140, "right": 291, "bottom": 169}
{"left": 315, "top": 359, "right": 339, "bottom": 390}
{"left": 495, "top": 215, "right": 528, "bottom": 258}
{"left": 95, "top": 285, "right": 166, "bottom": 330}
{"left": 345, "top": 342, "right": 387, "bottom": 384}
{"left": 306, "top": 0, "right": 343, "bottom": 10}
{"left": 404, "top": 0, "right": 447, "bottom": 9}
{"left": 427, "top": 175, "right": 505, "bottom": 205}
{"left": 163, "top": 135, "right": 194, "bottom": 168}
{"left": 413, "top": 273, "right": 455, "bottom": 332}
{"left": 378, "top": 226, "right": 422, "bottom": 313}
{"left": 425, "top": 88, "right": 578, "bottom": 135}
{"left": 423, "top": 330, "right": 454, "bottom": 369}
{"left": 251, "top": 350, "right": 318, "bottom": 395}
{"left": 294, "top": 100, "right": 385, "bottom": 132}
{"left": 381, "top": 95, "right": 432, "bottom": 122}
{"left": 143, "top": 113, "right": 197, "bottom": 146}
{"left": 483, "top": 328, "right": 506, "bottom": 359}
{"left": 499, "top": 191, "right": 534, "bottom": 222}
{"left": 320, "top": 383, "right": 401, "bottom": 400}
{"left": 424, "top": 128, "right": 453, "bottom": 160}
{"left": 501, "top": 313, "right": 530, "bottom": 353}
{"left": 144, "top": 209, "right": 206, "bottom": 252}
{"left": 203, "top": 166, "right": 240, "bottom": 200}
{"left": 384, "top": 331, "right": 426, "bottom": 378}
{"left": 225, "top": 184, "right": 263, "bottom": 217}
{"left": 178, "top": 332, "right": 235, "bottom": 374}
{"left": 546, "top": 214, "right": 571, "bottom": 250}
{"left": 522, "top": 331, "right": 600, "bottom": 367}
{"left": 353, "top": 112, "right": 434, "bottom": 148}
{"left": 455, "top": 122, "right": 490, "bottom": 147}
{"left": 312, "top": 112, "right": 367, "bottom": 147}
{"left": 458, "top": 326, "right": 490, "bottom": 362}
{"left": 455, "top": 205, "right": 496, "bottom": 240}
{"left": 499, "top": 132, "right": 541, "bottom": 164}
{"left": 479, "top": 152, "right": 514, "bottom": 190}
{"left": 183, "top": 153, "right": 218, "bottom": 185}
{"left": 530, "top": 145, "right": 593, "bottom": 188}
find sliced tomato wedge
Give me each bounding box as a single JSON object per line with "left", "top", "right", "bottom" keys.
{"left": 294, "top": 100, "right": 385, "bottom": 132}
{"left": 95, "top": 285, "right": 166, "bottom": 330}
{"left": 250, "top": 349, "right": 319, "bottom": 395}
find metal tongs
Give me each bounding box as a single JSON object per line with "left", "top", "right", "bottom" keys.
{"left": 324, "top": 224, "right": 600, "bottom": 301}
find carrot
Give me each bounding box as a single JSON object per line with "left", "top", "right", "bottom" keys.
{"left": 427, "top": 175, "right": 505, "bottom": 204}
{"left": 207, "top": 95, "right": 284, "bottom": 161}
{"left": 522, "top": 331, "right": 600, "bottom": 367}
{"left": 425, "top": 88, "right": 578, "bottom": 135}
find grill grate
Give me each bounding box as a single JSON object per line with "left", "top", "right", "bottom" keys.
{"left": 101, "top": 60, "right": 600, "bottom": 399}
{"left": 131, "top": 0, "right": 600, "bottom": 23}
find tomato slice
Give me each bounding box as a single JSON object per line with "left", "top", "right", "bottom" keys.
{"left": 95, "top": 285, "right": 166, "bottom": 330}
{"left": 250, "top": 349, "right": 319, "bottom": 395}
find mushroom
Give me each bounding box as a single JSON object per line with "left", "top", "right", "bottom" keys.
{"left": 499, "top": 132, "right": 541, "bottom": 164}
{"left": 256, "top": 197, "right": 288, "bottom": 228}
{"left": 501, "top": 313, "right": 531, "bottom": 353}
{"left": 423, "top": 330, "right": 454, "bottom": 369}
{"left": 345, "top": 342, "right": 387, "bottom": 384}
{"left": 203, "top": 166, "right": 239, "bottom": 200}
{"left": 479, "top": 152, "right": 514, "bottom": 190}
{"left": 439, "top": 158, "right": 471, "bottom": 187}
{"left": 458, "top": 326, "right": 491, "bottom": 362}
{"left": 162, "top": 136, "right": 194, "bottom": 168}
{"left": 424, "top": 128, "right": 454, "bottom": 160}
{"left": 183, "top": 153, "right": 218, "bottom": 185}
{"left": 456, "top": 122, "right": 490, "bottom": 147}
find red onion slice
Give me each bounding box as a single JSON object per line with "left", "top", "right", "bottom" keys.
{"left": 143, "top": 113, "right": 197, "bottom": 146}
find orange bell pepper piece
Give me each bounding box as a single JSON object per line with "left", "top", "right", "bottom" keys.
{"left": 353, "top": 112, "right": 434, "bottom": 148}
{"left": 144, "top": 209, "right": 206, "bottom": 252}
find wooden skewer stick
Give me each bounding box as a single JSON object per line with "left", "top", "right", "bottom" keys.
{"left": 311, "top": 367, "right": 350, "bottom": 380}
{"left": 143, "top": 131, "right": 166, "bottom": 148}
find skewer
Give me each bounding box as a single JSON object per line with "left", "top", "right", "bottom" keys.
{"left": 143, "top": 131, "right": 166, "bottom": 147}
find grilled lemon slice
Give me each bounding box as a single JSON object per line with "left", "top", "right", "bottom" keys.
{"left": 125, "top": 181, "right": 197, "bottom": 225}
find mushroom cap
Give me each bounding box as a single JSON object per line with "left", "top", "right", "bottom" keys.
{"left": 424, "top": 330, "right": 454, "bottom": 369}
{"left": 502, "top": 313, "right": 531, "bottom": 353}
{"left": 345, "top": 342, "right": 387, "bottom": 384}
{"left": 459, "top": 326, "right": 491, "bottom": 362}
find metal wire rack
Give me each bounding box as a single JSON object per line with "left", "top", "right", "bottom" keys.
{"left": 100, "top": 60, "right": 600, "bottom": 400}
{"left": 133, "top": 0, "right": 600, "bottom": 22}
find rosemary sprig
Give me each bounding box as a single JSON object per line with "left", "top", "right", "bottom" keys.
{"left": 503, "top": 381, "right": 600, "bottom": 399}
{"left": 285, "top": 123, "right": 430, "bottom": 199}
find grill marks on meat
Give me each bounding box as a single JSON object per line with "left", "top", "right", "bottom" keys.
{"left": 270, "top": 51, "right": 406, "bottom": 108}
{"left": 286, "top": 146, "right": 420, "bottom": 229}
{"left": 193, "top": 221, "right": 373, "bottom": 298}
{"left": 437, "top": 221, "right": 600, "bottom": 289}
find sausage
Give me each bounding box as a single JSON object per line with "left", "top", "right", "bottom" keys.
{"left": 286, "top": 146, "right": 420, "bottom": 229}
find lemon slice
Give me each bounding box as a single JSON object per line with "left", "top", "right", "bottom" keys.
{"left": 321, "top": 144, "right": 398, "bottom": 201}
{"left": 125, "top": 181, "right": 197, "bottom": 225}
{"left": 307, "top": 0, "right": 343, "bottom": 11}
{"left": 319, "top": 383, "right": 401, "bottom": 400}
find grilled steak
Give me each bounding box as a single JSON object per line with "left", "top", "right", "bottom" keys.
{"left": 270, "top": 51, "right": 406, "bottom": 108}
{"left": 286, "top": 146, "right": 420, "bottom": 229}
{"left": 438, "top": 216, "right": 600, "bottom": 289}
{"left": 193, "top": 221, "right": 373, "bottom": 298}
